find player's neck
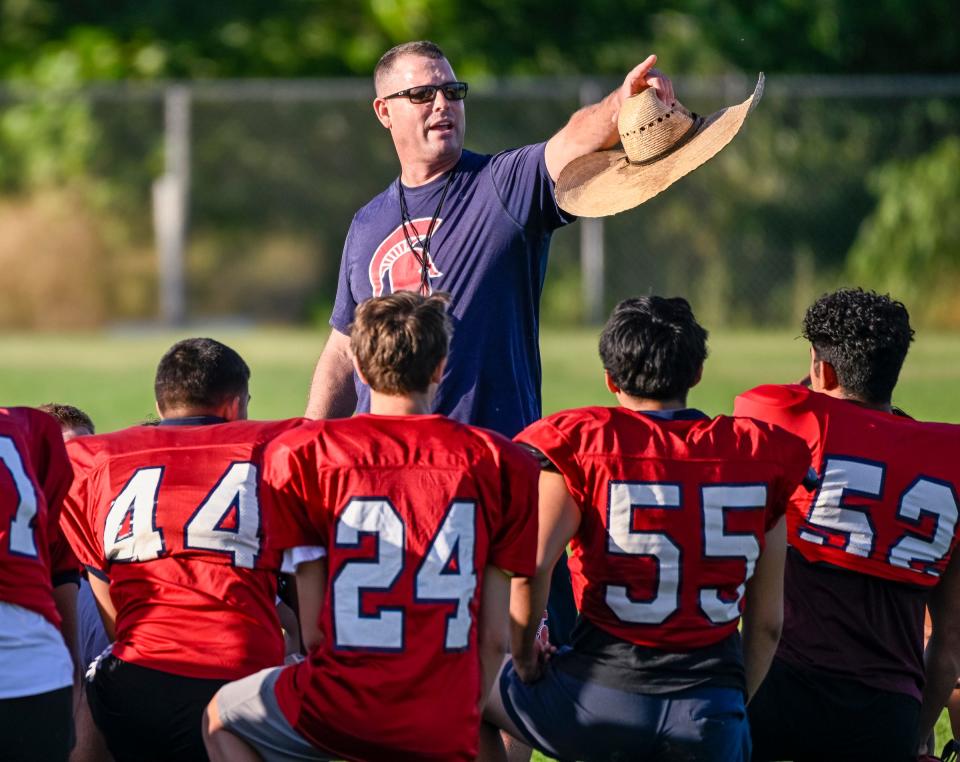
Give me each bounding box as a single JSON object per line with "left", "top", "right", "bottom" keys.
{"left": 368, "top": 390, "right": 434, "bottom": 416}
{"left": 616, "top": 393, "right": 687, "bottom": 412}
{"left": 400, "top": 153, "right": 460, "bottom": 187}
{"left": 824, "top": 387, "right": 893, "bottom": 413}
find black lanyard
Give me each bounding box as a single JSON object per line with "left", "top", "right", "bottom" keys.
{"left": 397, "top": 169, "right": 454, "bottom": 295}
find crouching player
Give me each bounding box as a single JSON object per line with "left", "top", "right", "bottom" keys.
{"left": 0, "top": 406, "right": 77, "bottom": 761}
{"left": 483, "top": 296, "right": 814, "bottom": 761}
{"left": 203, "top": 292, "right": 539, "bottom": 761}
{"left": 735, "top": 288, "right": 960, "bottom": 761}
{"left": 59, "top": 338, "right": 303, "bottom": 761}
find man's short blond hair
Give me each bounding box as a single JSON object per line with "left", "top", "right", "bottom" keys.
{"left": 350, "top": 292, "right": 452, "bottom": 395}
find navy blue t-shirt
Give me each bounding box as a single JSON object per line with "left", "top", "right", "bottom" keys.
{"left": 331, "top": 143, "right": 574, "bottom": 437}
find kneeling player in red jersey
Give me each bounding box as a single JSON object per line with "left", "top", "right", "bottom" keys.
{"left": 482, "top": 296, "right": 814, "bottom": 762}
{"left": 735, "top": 288, "right": 960, "bottom": 761}
{"left": 59, "top": 338, "right": 303, "bottom": 762}
{"left": 203, "top": 292, "right": 539, "bottom": 762}
{"left": 0, "top": 406, "right": 78, "bottom": 761}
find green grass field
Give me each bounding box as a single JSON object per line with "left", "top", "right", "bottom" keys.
{"left": 1, "top": 325, "right": 957, "bottom": 755}
{"left": 2, "top": 326, "right": 959, "bottom": 430}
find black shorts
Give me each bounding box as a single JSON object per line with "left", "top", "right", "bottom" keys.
{"left": 1, "top": 686, "right": 74, "bottom": 762}
{"left": 748, "top": 657, "right": 920, "bottom": 762}
{"left": 87, "top": 654, "right": 228, "bottom": 762}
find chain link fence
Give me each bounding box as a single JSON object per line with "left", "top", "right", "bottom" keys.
{"left": 1, "top": 74, "right": 958, "bottom": 328}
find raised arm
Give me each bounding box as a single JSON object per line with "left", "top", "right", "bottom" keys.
{"left": 305, "top": 328, "right": 357, "bottom": 420}
{"left": 741, "top": 516, "right": 787, "bottom": 702}
{"left": 543, "top": 54, "right": 675, "bottom": 182}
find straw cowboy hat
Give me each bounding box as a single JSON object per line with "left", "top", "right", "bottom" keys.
{"left": 555, "top": 74, "right": 765, "bottom": 217}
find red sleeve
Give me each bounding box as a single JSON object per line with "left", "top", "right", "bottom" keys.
{"left": 735, "top": 388, "right": 819, "bottom": 530}
{"left": 487, "top": 437, "right": 539, "bottom": 578}
{"left": 514, "top": 415, "right": 587, "bottom": 506}
{"left": 60, "top": 437, "right": 107, "bottom": 572}
{"left": 767, "top": 428, "right": 815, "bottom": 530}
{"left": 19, "top": 410, "right": 80, "bottom": 580}
{"left": 261, "top": 434, "right": 326, "bottom": 552}
{"left": 734, "top": 384, "right": 810, "bottom": 434}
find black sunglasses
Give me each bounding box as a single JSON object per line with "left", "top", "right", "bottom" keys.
{"left": 383, "top": 81, "right": 468, "bottom": 104}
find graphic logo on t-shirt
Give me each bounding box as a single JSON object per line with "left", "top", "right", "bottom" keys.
{"left": 369, "top": 218, "right": 444, "bottom": 297}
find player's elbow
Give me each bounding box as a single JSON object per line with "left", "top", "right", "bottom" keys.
{"left": 744, "top": 607, "right": 783, "bottom": 648}
{"left": 928, "top": 622, "right": 960, "bottom": 673}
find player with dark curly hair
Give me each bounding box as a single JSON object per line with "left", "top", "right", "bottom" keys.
{"left": 736, "top": 288, "right": 960, "bottom": 761}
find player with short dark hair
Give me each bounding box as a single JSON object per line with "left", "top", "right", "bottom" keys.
{"left": 0, "top": 405, "right": 77, "bottom": 761}
{"left": 204, "top": 292, "right": 539, "bottom": 762}
{"left": 482, "top": 296, "right": 813, "bottom": 761}
{"left": 154, "top": 337, "right": 251, "bottom": 414}
{"left": 735, "top": 288, "right": 960, "bottom": 760}
{"left": 59, "top": 337, "right": 303, "bottom": 762}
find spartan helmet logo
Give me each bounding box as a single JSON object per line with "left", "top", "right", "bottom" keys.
{"left": 368, "top": 218, "right": 444, "bottom": 297}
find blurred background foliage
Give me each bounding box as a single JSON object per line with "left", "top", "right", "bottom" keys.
{"left": 0, "top": 0, "right": 957, "bottom": 328}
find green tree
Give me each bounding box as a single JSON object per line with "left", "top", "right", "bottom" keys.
{"left": 847, "top": 136, "right": 960, "bottom": 325}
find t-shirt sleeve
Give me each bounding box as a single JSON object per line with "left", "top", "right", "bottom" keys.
{"left": 487, "top": 439, "right": 540, "bottom": 578}
{"left": 60, "top": 439, "right": 107, "bottom": 573}
{"left": 329, "top": 216, "right": 361, "bottom": 334}
{"left": 489, "top": 143, "right": 575, "bottom": 233}
{"left": 261, "top": 436, "right": 326, "bottom": 552}
{"left": 515, "top": 416, "right": 587, "bottom": 506}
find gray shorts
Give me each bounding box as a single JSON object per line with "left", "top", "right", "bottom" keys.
{"left": 216, "top": 667, "right": 331, "bottom": 762}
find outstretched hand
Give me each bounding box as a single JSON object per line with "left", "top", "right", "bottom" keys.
{"left": 614, "top": 54, "right": 676, "bottom": 124}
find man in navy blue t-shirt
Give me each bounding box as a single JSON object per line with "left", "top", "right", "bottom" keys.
{"left": 305, "top": 39, "right": 674, "bottom": 436}
{"left": 305, "top": 40, "right": 674, "bottom": 652}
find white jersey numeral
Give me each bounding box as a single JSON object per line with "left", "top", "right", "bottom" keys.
{"left": 699, "top": 485, "right": 766, "bottom": 624}
{"left": 104, "top": 467, "right": 165, "bottom": 562}
{"left": 606, "top": 483, "right": 681, "bottom": 625}
{"left": 605, "top": 481, "right": 768, "bottom": 626}
{"left": 800, "top": 458, "right": 959, "bottom": 578}
{"left": 102, "top": 463, "right": 262, "bottom": 567}
{"left": 799, "top": 457, "right": 882, "bottom": 556}
{"left": 0, "top": 436, "right": 41, "bottom": 558}
{"left": 888, "top": 478, "right": 959, "bottom": 577}
{"left": 333, "top": 498, "right": 406, "bottom": 649}
{"left": 332, "top": 497, "right": 478, "bottom": 651}
{"left": 184, "top": 462, "right": 260, "bottom": 569}
{"left": 415, "top": 500, "right": 477, "bottom": 649}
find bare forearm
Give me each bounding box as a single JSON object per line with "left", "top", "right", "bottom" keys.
{"left": 918, "top": 636, "right": 960, "bottom": 744}
{"left": 742, "top": 622, "right": 780, "bottom": 701}
{"left": 558, "top": 93, "right": 621, "bottom": 153}
{"left": 304, "top": 330, "right": 357, "bottom": 419}
{"left": 52, "top": 584, "right": 79, "bottom": 673}
{"left": 509, "top": 572, "right": 551, "bottom": 663}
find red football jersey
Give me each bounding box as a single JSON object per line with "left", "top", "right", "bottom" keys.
{"left": 516, "top": 407, "right": 811, "bottom": 650}
{"left": 261, "top": 414, "right": 539, "bottom": 762}
{"left": 0, "top": 407, "right": 74, "bottom": 628}
{"left": 735, "top": 385, "right": 960, "bottom": 587}
{"left": 60, "top": 418, "right": 303, "bottom": 680}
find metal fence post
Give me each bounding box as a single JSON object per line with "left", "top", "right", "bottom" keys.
{"left": 153, "top": 85, "right": 191, "bottom": 325}
{"left": 578, "top": 81, "right": 606, "bottom": 324}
